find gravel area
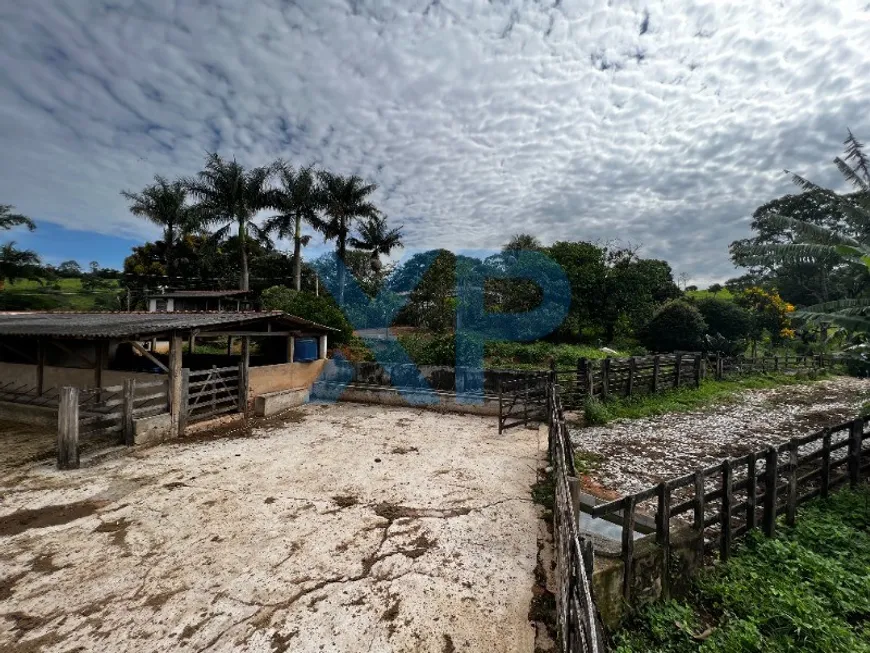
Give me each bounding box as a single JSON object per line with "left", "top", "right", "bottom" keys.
{"left": 570, "top": 376, "right": 870, "bottom": 498}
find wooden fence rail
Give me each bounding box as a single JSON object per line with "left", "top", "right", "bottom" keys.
{"left": 589, "top": 416, "right": 870, "bottom": 606}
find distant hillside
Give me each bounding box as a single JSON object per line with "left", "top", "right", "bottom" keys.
{"left": 0, "top": 278, "right": 123, "bottom": 311}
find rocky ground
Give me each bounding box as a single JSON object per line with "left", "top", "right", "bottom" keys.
{"left": 1, "top": 404, "right": 544, "bottom": 653}
{"left": 570, "top": 376, "right": 870, "bottom": 498}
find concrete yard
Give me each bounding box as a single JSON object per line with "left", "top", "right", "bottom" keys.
{"left": 0, "top": 404, "right": 545, "bottom": 653}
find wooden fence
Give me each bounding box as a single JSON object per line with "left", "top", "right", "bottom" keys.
{"left": 589, "top": 416, "right": 870, "bottom": 606}
{"left": 555, "top": 353, "right": 828, "bottom": 410}
{"left": 498, "top": 372, "right": 549, "bottom": 433}
{"left": 187, "top": 364, "right": 244, "bottom": 423}
{"left": 548, "top": 376, "right": 602, "bottom": 652}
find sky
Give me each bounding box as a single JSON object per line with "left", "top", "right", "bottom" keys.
{"left": 1, "top": 1, "right": 870, "bottom": 285}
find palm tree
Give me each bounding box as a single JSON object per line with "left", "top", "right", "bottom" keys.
{"left": 733, "top": 130, "right": 870, "bottom": 333}
{"left": 0, "top": 205, "right": 35, "bottom": 232}
{"left": 0, "top": 242, "right": 40, "bottom": 288}
{"left": 315, "top": 172, "right": 380, "bottom": 304}
{"left": 350, "top": 214, "right": 403, "bottom": 273}
{"left": 264, "top": 164, "right": 321, "bottom": 291}
{"left": 185, "top": 154, "right": 275, "bottom": 291}
{"left": 121, "top": 176, "right": 195, "bottom": 279}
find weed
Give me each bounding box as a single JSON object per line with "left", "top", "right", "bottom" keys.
{"left": 583, "top": 396, "right": 611, "bottom": 425}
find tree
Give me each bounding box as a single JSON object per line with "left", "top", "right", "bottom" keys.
{"left": 547, "top": 241, "right": 608, "bottom": 341}
{"left": 260, "top": 285, "right": 353, "bottom": 345}
{"left": 121, "top": 176, "right": 196, "bottom": 279}
{"left": 57, "top": 260, "right": 82, "bottom": 277}
{"left": 315, "top": 172, "right": 379, "bottom": 305}
{"left": 185, "top": 154, "right": 275, "bottom": 291}
{"left": 708, "top": 283, "right": 723, "bottom": 295}
{"left": 640, "top": 300, "right": 707, "bottom": 352}
{"left": 602, "top": 251, "right": 682, "bottom": 344}
{"left": 264, "top": 164, "right": 321, "bottom": 292}
{"left": 0, "top": 242, "right": 40, "bottom": 288}
{"left": 390, "top": 250, "right": 459, "bottom": 332}
{"left": 350, "top": 214, "right": 403, "bottom": 273}
{"left": 731, "top": 130, "right": 870, "bottom": 337}
{"left": 735, "top": 287, "right": 795, "bottom": 356}
{"left": 504, "top": 233, "right": 543, "bottom": 252}
{"left": 0, "top": 205, "right": 35, "bottom": 232}
{"left": 695, "top": 297, "right": 752, "bottom": 355}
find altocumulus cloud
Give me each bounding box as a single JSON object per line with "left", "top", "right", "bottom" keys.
{"left": 1, "top": 0, "right": 869, "bottom": 282}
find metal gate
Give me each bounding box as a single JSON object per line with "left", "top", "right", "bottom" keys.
{"left": 187, "top": 365, "right": 240, "bottom": 422}
{"left": 498, "top": 372, "right": 549, "bottom": 433}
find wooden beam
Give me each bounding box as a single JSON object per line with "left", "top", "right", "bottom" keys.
{"left": 126, "top": 340, "right": 169, "bottom": 373}
{"left": 213, "top": 330, "right": 300, "bottom": 337}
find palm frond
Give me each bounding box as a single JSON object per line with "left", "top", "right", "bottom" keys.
{"left": 844, "top": 128, "right": 870, "bottom": 183}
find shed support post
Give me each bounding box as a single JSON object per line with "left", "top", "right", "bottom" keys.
{"left": 94, "top": 341, "right": 104, "bottom": 391}
{"left": 238, "top": 337, "right": 250, "bottom": 415}
{"left": 123, "top": 378, "right": 135, "bottom": 446}
{"left": 37, "top": 339, "right": 45, "bottom": 396}
{"left": 57, "top": 387, "right": 79, "bottom": 470}
{"left": 288, "top": 336, "right": 295, "bottom": 363}
{"left": 169, "top": 331, "right": 183, "bottom": 439}
{"left": 319, "top": 334, "right": 328, "bottom": 360}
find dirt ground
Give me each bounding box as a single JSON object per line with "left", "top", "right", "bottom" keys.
{"left": 0, "top": 419, "right": 120, "bottom": 473}
{"left": 0, "top": 403, "right": 544, "bottom": 653}
{"left": 571, "top": 376, "right": 870, "bottom": 497}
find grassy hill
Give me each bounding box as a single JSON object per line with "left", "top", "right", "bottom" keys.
{"left": 0, "top": 278, "right": 123, "bottom": 311}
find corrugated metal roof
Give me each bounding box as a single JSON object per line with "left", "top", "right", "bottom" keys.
{"left": 146, "top": 290, "right": 250, "bottom": 299}
{"left": 0, "top": 311, "right": 336, "bottom": 338}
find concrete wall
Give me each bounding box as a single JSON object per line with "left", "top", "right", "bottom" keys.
{"left": 312, "top": 382, "right": 501, "bottom": 417}
{"left": 248, "top": 360, "right": 328, "bottom": 397}
{"left": 0, "top": 401, "right": 57, "bottom": 426}
{"left": 592, "top": 525, "right": 703, "bottom": 629}
{"left": 0, "top": 362, "right": 164, "bottom": 390}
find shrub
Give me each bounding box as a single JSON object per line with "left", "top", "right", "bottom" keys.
{"left": 260, "top": 285, "right": 353, "bottom": 345}
{"left": 639, "top": 300, "right": 707, "bottom": 353}
{"left": 583, "top": 396, "right": 610, "bottom": 425}
{"left": 696, "top": 297, "right": 752, "bottom": 356}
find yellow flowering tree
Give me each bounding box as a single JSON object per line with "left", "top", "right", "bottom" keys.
{"left": 735, "top": 287, "right": 796, "bottom": 356}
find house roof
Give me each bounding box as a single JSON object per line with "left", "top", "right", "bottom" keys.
{"left": 146, "top": 290, "right": 250, "bottom": 299}
{"left": 0, "top": 311, "right": 336, "bottom": 339}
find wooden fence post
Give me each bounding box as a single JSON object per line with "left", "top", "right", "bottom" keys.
{"left": 169, "top": 331, "right": 182, "bottom": 439}
{"left": 693, "top": 354, "right": 702, "bottom": 388}
{"left": 715, "top": 353, "right": 722, "bottom": 380}
{"left": 627, "top": 357, "right": 636, "bottom": 397}
{"left": 821, "top": 429, "right": 831, "bottom": 499}
{"left": 576, "top": 358, "right": 585, "bottom": 402}
{"left": 656, "top": 482, "right": 671, "bottom": 599}
{"left": 774, "top": 355, "right": 779, "bottom": 372}
{"left": 721, "top": 460, "right": 733, "bottom": 562}
{"left": 122, "top": 378, "right": 135, "bottom": 446}
{"left": 584, "top": 359, "right": 594, "bottom": 398}
{"left": 601, "top": 358, "right": 611, "bottom": 400}
{"left": 622, "top": 495, "right": 636, "bottom": 605}
{"left": 786, "top": 440, "right": 798, "bottom": 527}
{"left": 747, "top": 452, "right": 757, "bottom": 530}
{"left": 652, "top": 355, "right": 660, "bottom": 393}
{"left": 763, "top": 447, "right": 779, "bottom": 538}
{"left": 674, "top": 354, "right": 682, "bottom": 388}
{"left": 179, "top": 369, "right": 189, "bottom": 436}
{"left": 57, "top": 387, "right": 79, "bottom": 470}
{"left": 849, "top": 419, "right": 863, "bottom": 487}
{"left": 238, "top": 336, "right": 250, "bottom": 415}
{"left": 784, "top": 352, "right": 789, "bottom": 370}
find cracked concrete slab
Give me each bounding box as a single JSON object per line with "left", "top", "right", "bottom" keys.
{"left": 0, "top": 403, "right": 545, "bottom": 653}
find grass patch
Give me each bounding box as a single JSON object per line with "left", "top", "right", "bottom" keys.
{"left": 612, "top": 485, "right": 870, "bottom": 653}
{"left": 486, "top": 341, "right": 628, "bottom": 369}
{"left": 574, "top": 450, "right": 606, "bottom": 475}
{"left": 588, "top": 372, "right": 830, "bottom": 424}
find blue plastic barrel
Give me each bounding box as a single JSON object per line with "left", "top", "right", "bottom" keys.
{"left": 294, "top": 338, "right": 318, "bottom": 362}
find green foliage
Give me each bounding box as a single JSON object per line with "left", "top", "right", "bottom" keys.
{"left": 695, "top": 297, "right": 752, "bottom": 355}
{"left": 582, "top": 396, "right": 610, "bottom": 426}
{"left": 614, "top": 486, "right": 870, "bottom": 653}
{"left": 597, "top": 373, "right": 827, "bottom": 422}
{"left": 395, "top": 332, "right": 456, "bottom": 366}
{"left": 260, "top": 285, "right": 353, "bottom": 345}
{"left": 640, "top": 301, "right": 708, "bottom": 353}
